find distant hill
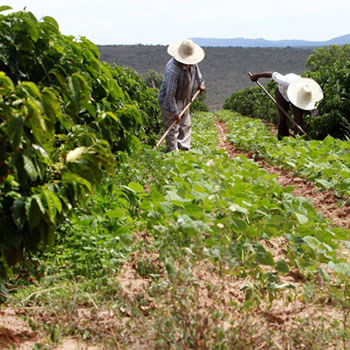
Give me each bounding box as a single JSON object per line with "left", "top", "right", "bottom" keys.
{"left": 98, "top": 45, "right": 313, "bottom": 110}
{"left": 191, "top": 34, "right": 350, "bottom": 47}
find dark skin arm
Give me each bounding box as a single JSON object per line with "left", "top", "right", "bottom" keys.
{"left": 249, "top": 72, "right": 273, "bottom": 82}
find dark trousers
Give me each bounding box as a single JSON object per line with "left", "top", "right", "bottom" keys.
{"left": 275, "top": 88, "right": 305, "bottom": 140}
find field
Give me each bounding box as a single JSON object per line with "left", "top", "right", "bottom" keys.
{"left": 3, "top": 111, "right": 350, "bottom": 349}
{"left": 1, "top": 9, "right": 350, "bottom": 349}
{"left": 98, "top": 45, "right": 313, "bottom": 110}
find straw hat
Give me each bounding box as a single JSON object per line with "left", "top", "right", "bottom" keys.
{"left": 167, "top": 39, "right": 205, "bottom": 65}
{"left": 287, "top": 78, "right": 323, "bottom": 110}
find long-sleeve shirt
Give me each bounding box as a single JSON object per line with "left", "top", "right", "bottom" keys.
{"left": 272, "top": 72, "right": 300, "bottom": 102}
{"left": 158, "top": 58, "right": 204, "bottom": 114}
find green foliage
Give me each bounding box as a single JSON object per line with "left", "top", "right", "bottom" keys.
{"left": 0, "top": 7, "right": 161, "bottom": 281}
{"left": 305, "top": 45, "right": 350, "bottom": 72}
{"left": 143, "top": 69, "right": 163, "bottom": 89}
{"left": 17, "top": 111, "right": 349, "bottom": 290}
{"left": 223, "top": 82, "right": 278, "bottom": 123}
{"left": 190, "top": 98, "right": 209, "bottom": 112}
{"left": 304, "top": 60, "right": 350, "bottom": 139}
{"left": 6, "top": 111, "right": 350, "bottom": 348}
{"left": 218, "top": 110, "right": 350, "bottom": 198}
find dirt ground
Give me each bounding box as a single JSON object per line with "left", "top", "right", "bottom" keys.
{"left": 1, "top": 119, "right": 349, "bottom": 349}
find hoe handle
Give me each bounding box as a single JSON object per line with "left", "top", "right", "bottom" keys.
{"left": 155, "top": 89, "right": 201, "bottom": 148}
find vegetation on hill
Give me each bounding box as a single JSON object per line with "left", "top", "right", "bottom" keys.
{"left": 191, "top": 34, "right": 350, "bottom": 48}
{"left": 98, "top": 45, "right": 313, "bottom": 110}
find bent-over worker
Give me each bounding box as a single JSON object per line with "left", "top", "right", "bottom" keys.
{"left": 249, "top": 72, "right": 323, "bottom": 139}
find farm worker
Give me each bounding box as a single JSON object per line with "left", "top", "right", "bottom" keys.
{"left": 249, "top": 72, "right": 323, "bottom": 139}
{"left": 158, "top": 39, "right": 206, "bottom": 152}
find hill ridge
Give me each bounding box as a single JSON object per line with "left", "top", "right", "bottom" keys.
{"left": 191, "top": 34, "right": 350, "bottom": 47}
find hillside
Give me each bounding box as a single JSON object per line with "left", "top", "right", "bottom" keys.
{"left": 191, "top": 34, "right": 350, "bottom": 48}
{"left": 98, "top": 45, "right": 313, "bottom": 110}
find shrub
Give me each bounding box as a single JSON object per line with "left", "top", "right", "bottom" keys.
{"left": 0, "top": 6, "right": 161, "bottom": 281}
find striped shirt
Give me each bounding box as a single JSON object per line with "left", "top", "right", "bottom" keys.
{"left": 158, "top": 58, "right": 204, "bottom": 114}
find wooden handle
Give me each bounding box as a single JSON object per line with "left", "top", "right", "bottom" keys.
{"left": 155, "top": 90, "right": 201, "bottom": 148}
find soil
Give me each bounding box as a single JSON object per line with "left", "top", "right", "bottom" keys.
{"left": 1, "top": 118, "right": 349, "bottom": 349}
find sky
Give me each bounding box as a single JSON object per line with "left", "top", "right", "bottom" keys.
{"left": 4, "top": 0, "right": 350, "bottom": 46}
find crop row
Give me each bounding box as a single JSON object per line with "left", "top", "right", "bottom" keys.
{"left": 218, "top": 110, "right": 350, "bottom": 199}
{"left": 41, "top": 112, "right": 350, "bottom": 300}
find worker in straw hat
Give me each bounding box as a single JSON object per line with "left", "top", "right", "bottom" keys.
{"left": 249, "top": 72, "right": 323, "bottom": 139}
{"left": 158, "top": 39, "right": 206, "bottom": 152}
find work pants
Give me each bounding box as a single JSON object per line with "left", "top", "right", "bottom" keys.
{"left": 275, "top": 88, "right": 305, "bottom": 139}
{"left": 161, "top": 99, "right": 191, "bottom": 152}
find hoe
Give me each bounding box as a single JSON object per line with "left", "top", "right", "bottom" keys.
{"left": 155, "top": 89, "right": 201, "bottom": 148}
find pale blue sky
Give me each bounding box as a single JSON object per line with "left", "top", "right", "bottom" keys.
{"left": 4, "top": 0, "right": 350, "bottom": 45}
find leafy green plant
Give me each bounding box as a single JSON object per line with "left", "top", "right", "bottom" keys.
{"left": 305, "top": 60, "right": 350, "bottom": 139}
{"left": 305, "top": 44, "right": 350, "bottom": 72}
{"left": 5, "top": 111, "right": 350, "bottom": 349}
{"left": 223, "top": 81, "right": 278, "bottom": 123}
{"left": 0, "top": 6, "right": 161, "bottom": 282}
{"left": 218, "top": 110, "right": 350, "bottom": 198}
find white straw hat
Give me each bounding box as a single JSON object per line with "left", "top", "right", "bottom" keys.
{"left": 287, "top": 78, "right": 324, "bottom": 110}
{"left": 167, "top": 39, "right": 205, "bottom": 65}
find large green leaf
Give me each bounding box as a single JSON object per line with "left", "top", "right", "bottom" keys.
{"left": 25, "top": 196, "right": 42, "bottom": 229}
{"left": 67, "top": 73, "right": 90, "bottom": 108}
{"left": 42, "top": 16, "right": 59, "bottom": 31}
{"left": 11, "top": 200, "right": 26, "bottom": 230}
{"left": 42, "top": 188, "right": 62, "bottom": 224}
{"left": 26, "top": 99, "right": 48, "bottom": 144}
{"left": 8, "top": 115, "right": 24, "bottom": 149}
{"left": 0, "top": 6, "right": 12, "bottom": 12}
{"left": 275, "top": 260, "right": 289, "bottom": 273}
{"left": 0, "top": 72, "right": 14, "bottom": 96}
{"left": 255, "top": 244, "right": 275, "bottom": 266}
{"left": 22, "top": 12, "right": 39, "bottom": 42}
{"left": 19, "top": 82, "right": 41, "bottom": 98}
{"left": 23, "top": 155, "right": 38, "bottom": 182}
{"left": 295, "top": 213, "right": 309, "bottom": 225}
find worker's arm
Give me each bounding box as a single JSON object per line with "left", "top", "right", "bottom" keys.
{"left": 249, "top": 72, "right": 273, "bottom": 82}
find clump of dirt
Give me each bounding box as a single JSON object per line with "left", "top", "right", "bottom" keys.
{"left": 0, "top": 308, "right": 36, "bottom": 349}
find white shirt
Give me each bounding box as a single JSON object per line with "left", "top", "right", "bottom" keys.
{"left": 272, "top": 72, "right": 300, "bottom": 102}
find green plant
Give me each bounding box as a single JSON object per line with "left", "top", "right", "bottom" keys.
{"left": 223, "top": 81, "right": 278, "bottom": 124}
{"left": 0, "top": 6, "right": 161, "bottom": 282}
{"left": 218, "top": 110, "right": 350, "bottom": 198}
{"left": 305, "top": 45, "right": 350, "bottom": 72}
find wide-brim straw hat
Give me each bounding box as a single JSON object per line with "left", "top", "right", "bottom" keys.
{"left": 287, "top": 78, "right": 324, "bottom": 110}
{"left": 167, "top": 39, "right": 205, "bottom": 65}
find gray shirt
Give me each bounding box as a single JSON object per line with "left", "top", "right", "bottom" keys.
{"left": 158, "top": 58, "right": 204, "bottom": 114}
